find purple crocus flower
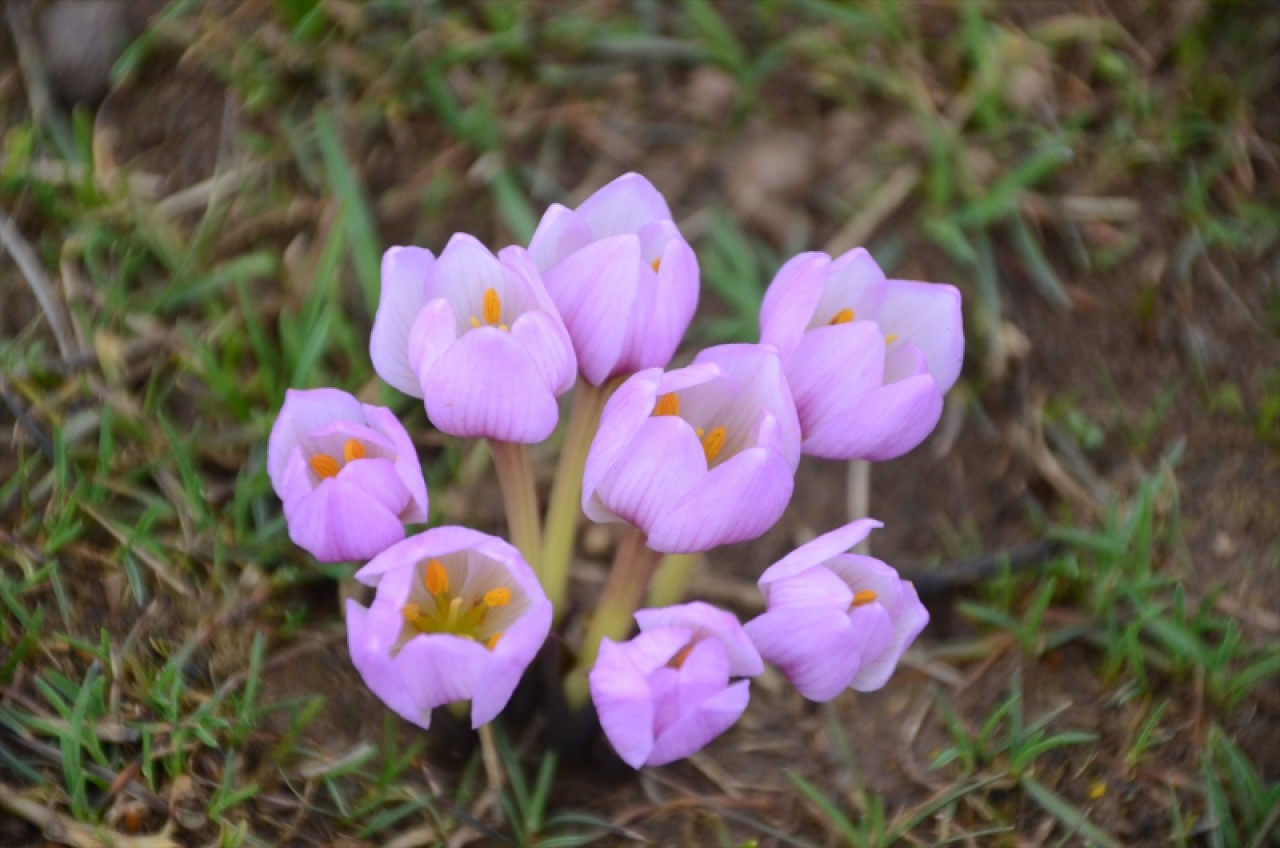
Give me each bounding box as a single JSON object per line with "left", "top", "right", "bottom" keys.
{"left": 267, "top": 388, "right": 428, "bottom": 562}
{"left": 345, "top": 526, "right": 553, "bottom": 729}
{"left": 758, "top": 248, "right": 964, "bottom": 460}
{"left": 527, "top": 173, "right": 699, "bottom": 386}
{"left": 744, "top": 519, "right": 929, "bottom": 701}
{"left": 581, "top": 343, "right": 801, "bottom": 553}
{"left": 369, "top": 233, "right": 576, "bottom": 443}
{"left": 590, "top": 601, "right": 762, "bottom": 768}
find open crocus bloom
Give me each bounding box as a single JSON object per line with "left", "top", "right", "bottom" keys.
{"left": 527, "top": 173, "right": 699, "bottom": 386}
{"left": 744, "top": 519, "right": 929, "bottom": 701}
{"left": 267, "top": 388, "right": 428, "bottom": 562}
{"left": 370, "top": 233, "right": 576, "bottom": 443}
{"left": 582, "top": 343, "right": 801, "bottom": 553}
{"left": 758, "top": 248, "right": 964, "bottom": 460}
{"left": 590, "top": 601, "right": 761, "bottom": 768}
{"left": 346, "top": 526, "right": 552, "bottom": 729}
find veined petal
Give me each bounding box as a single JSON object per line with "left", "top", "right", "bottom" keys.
{"left": 582, "top": 369, "right": 663, "bottom": 521}
{"left": 509, "top": 309, "right": 577, "bottom": 397}
{"left": 878, "top": 280, "right": 965, "bottom": 393}
{"left": 823, "top": 554, "right": 906, "bottom": 619}
{"left": 361, "top": 404, "right": 429, "bottom": 523}
{"left": 406, "top": 299, "right": 459, "bottom": 387}
{"left": 421, "top": 328, "right": 561, "bottom": 443}
{"left": 646, "top": 445, "right": 794, "bottom": 553}
{"left": 372, "top": 246, "right": 434, "bottom": 398}
{"left": 783, "top": 321, "right": 885, "bottom": 448}
{"left": 761, "top": 566, "right": 853, "bottom": 610}
{"left": 622, "top": 224, "right": 698, "bottom": 372}
{"left": 391, "top": 633, "right": 488, "bottom": 717}
{"left": 648, "top": 679, "right": 749, "bottom": 767}
{"left": 758, "top": 519, "right": 883, "bottom": 588}
{"left": 593, "top": 417, "right": 706, "bottom": 534}
{"left": 528, "top": 204, "right": 593, "bottom": 271}
{"left": 803, "top": 373, "right": 942, "bottom": 461}
{"left": 852, "top": 580, "right": 929, "bottom": 692}
{"left": 267, "top": 388, "right": 365, "bottom": 491}
{"left": 744, "top": 607, "right": 860, "bottom": 702}
{"left": 336, "top": 457, "right": 411, "bottom": 516}
{"left": 543, "top": 234, "right": 641, "bottom": 386}
{"left": 287, "top": 479, "right": 405, "bottom": 562}
{"left": 759, "top": 252, "right": 830, "bottom": 362}
{"left": 347, "top": 601, "right": 429, "bottom": 727}
{"left": 635, "top": 602, "right": 763, "bottom": 678}
{"left": 814, "top": 247, "right": 887, "bottom": 325}
{"left": 471, "top": 598, "right": 553, "bottom": 726}
{"left": 590, "top": 637, "right": 659, "bottom": 768}
{"left": 428, "top": 233, "right": 511, "bottom": 319}
{"left": 575, "top": 172, "right": 673, "bottom": 238}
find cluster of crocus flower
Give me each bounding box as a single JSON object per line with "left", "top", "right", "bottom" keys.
{"left": 265, "top": 172, "right": 961, "bottom": 766}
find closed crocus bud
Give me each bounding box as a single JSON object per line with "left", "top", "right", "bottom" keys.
{"left": 370, "top": 233, "right": 576, "bottom": 443}
{"left": 759, "top": 248, "right": 964, "bottom": 460}
{"left": 590, "top": 602, "right": 761, "bottom": 768}
{"left": 267, "top": 388, "right": 428, "bottom": 562}
{"left": 744, "top": 520, "right": 928, "bottom": 702}
{"left": 528, "top": 173, "right": 699, "bottom": 386}
{"left": 582, "top": 343, "right": 801, "bottom": 553}
{"left": 346, "top": 527, "right": 553, "bottom": 729}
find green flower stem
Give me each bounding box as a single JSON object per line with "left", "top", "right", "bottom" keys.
{"left": 645, "top": 552, "right": 701, "bottom": 608}
{"left": 847, "top": 459, "right": 871, "bottom": 554}
{"left": 488, "top": 439, "right": 542, "bottom": 570}
{"left": 564, "top": 526, "right": 663, "bottom": 709}
{"left": 540, "top": 380, "right": 611, "bottom": 613}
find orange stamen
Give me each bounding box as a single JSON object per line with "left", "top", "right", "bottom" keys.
{"left": 483, "top": 587, "right": 512, "bottom": 607}
{"left": 701, "top": 426, "right": 726, "bottom": 462}
{"left": 653, "top": 392, "right": 680, "bottom": 417}
{"left": 343, "top": 439, "right": 366, "bottom": 462}
{"left": 486, "top": 632, "right": 503, "bottom": 650}
{"left": 884, "top": 333, "right": 899, "bottom": 346}
{"left": 424, "top": 559, "right": 449, "bottom": 595}
{"left": 309, "top": 454, "right": 340, "bottom": 479}
{"left": 829, "top": 307, "right": 856, "bottom": 325}
{"left": 851, "top": 589, "right": 878, "bottom": 608}
{"left": 482, "top": 287, "right": 501, "bottom": 325}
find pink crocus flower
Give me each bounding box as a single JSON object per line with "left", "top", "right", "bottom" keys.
{"left": 370, "top": 233, "right": 576, "bottom": 443}
{"left": 267, "top": 388, "right": 428, "bottom": 562}
{"left": 581, "top": 343, "right": 801, "bottom": 553}
{"left": 590, "top": 602, "right": 762, "bottom": 768}
{"left": 758, "top": 248, "right": 964, "bottom": 460}
{"left": 744, "top": 519, "right": 929, "bottom": 701}
{"left": 527, "top": 173, "right": 699, "bottom": 386}
{"left": 345, "top": 526, "right": 552, "bottom": 729}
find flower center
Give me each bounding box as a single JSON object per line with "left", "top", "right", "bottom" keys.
{"left": 828, "top": 307, "right": 856, "bottom": 325}
{"left": 401, "top": 558, "right": 510, "bottom": 650}
{"left": 309, "top": 438, "right": 366, "bottom": 479}
{"left": 469, "top": 287, "right": 509, "bottom": 331}
{"left": 652, "top": 393, "right": 728, "bottom": 463}
{"left": 849, "top": 589, "right": 878, "bottom": 610}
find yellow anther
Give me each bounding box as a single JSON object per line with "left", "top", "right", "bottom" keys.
{"left": 650, "top": 257, "right": 662, "bottom": 272}
{"left": 695, "top": 427, "right": 704, "bottom": 437}
{"left": 851, "top": 589, "right": 879, "bottom": 608}
{"left": 487, "top": 632, "right": 503, "bottom": 650}
{"left": 343, "top": 439, "right": 366, "bottom": 462}
{"left": 653, "top": 392, "right": 680, "bottom": 417}
{"left": 401, "top": 603, "right": 421, "bottom": 622}
{"left": 483, "top": 287, "right": 501, "bottom": 325}
{"left": 424, "top": 559, "right": 449, "bottom": 595}
{"left": 884, "top": 333, "right": 899, "bottom": 346}
{"left": 498, "top": 323, "right": 509, "bottom": 332}
{"left": 483, "top": 587, "right": 512, "bottom": 607}
{"left": 309, "top": 453, "right": 340, "bottom": 479}
{"left": 470, "top": 315, "right": 482, "bottom": 328}
{"left": 670, "top": 643, "right": 695, "bottom": 669}
{"left": 829, "top": 307, "right": 856, "bottom": 325}
{"left": 701, "top": 426, "right": 726, "bottom": 462}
